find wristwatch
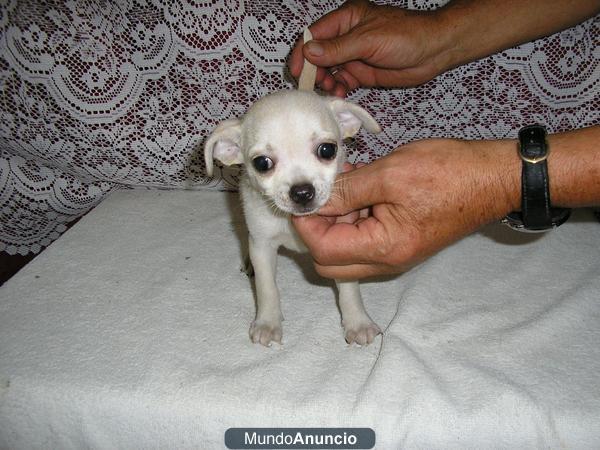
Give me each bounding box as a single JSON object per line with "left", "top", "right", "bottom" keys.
{"left": 503, "top": 125, "right": 571, "bottom": 232}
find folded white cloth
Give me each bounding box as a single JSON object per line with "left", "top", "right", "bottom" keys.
{"left": 1, "top": 189, "right": 599, "bottom": 449}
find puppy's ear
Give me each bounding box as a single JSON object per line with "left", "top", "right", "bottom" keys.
{"left": 327, "top": 98, "right": 381, "bottom": 139}
{"left": 203, "top": 118, "right": 243, "bottom": 177}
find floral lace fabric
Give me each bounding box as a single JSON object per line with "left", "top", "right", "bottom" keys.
{"left": 0, "top": 0, "right": 598, "bottom": 255}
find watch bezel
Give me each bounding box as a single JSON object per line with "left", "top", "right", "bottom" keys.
{"left": 503, "top": 208, "right": 571, "bottom": 233}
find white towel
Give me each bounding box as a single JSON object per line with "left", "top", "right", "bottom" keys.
{"left": 1, "top": 189, "right": 599, "bottom": 449}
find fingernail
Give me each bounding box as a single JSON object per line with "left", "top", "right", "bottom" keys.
{"left": 306, "top": 42, "right": 324, "bottom": 57}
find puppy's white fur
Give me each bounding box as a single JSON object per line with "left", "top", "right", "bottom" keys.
{"left": 205, "top": 90, "right": 382, "bottom": 346}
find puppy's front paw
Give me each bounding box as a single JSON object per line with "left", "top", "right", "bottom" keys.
{"left": 250, "top": 319, "right": 282, "bottom": 347}
{"left": 343, "top": 319, "right": 381, "bottom": 346}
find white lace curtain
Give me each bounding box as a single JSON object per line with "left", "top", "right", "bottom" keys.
{"left": 1, "top": 0, "right": 598, "bottom": 255}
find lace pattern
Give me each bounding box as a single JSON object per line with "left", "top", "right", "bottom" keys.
{"left": 0, "top": 0, "right": 598, "bottom": 254}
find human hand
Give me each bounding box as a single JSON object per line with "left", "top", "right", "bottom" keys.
{"left": 290, "top": 0, "right": 600, "bottom": 97}
{"left": 292, "top": 138, "right": 520, "bottom": 280}
{"left": 289, "top": 0, "right": 453, "bottom": 96}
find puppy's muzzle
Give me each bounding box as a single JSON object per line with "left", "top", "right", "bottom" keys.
{"left": 289, "top": 183, "right": 315, "bottom": 206}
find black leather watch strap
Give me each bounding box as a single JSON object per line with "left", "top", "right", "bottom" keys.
{"left": 520, "top": 125, "right": 553, "bottom": 229}
{"left": 504, "top": 125, "right": 571, "bottom": 232}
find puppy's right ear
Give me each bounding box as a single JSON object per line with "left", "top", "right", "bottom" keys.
{"left": 203, "top": 118, "right": 243, "bottom": 177}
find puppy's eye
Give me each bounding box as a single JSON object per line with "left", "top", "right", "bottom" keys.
{"left": 316, "top": 142, "right": 337, "bottom": 160}
{"left": 252, "top": 155, "right": 274, "bottom": 173}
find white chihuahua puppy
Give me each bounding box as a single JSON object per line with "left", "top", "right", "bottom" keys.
{"left": 204, "top": 89, "right": 382, "bottom": 347}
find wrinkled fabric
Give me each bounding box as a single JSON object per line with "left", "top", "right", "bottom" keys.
{"left": 1, "top": 189, "right": 599, "bottom": 449}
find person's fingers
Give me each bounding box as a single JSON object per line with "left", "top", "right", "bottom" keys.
{"left": 313, "top": 260, "right": 399, "bottom": 281}
{"left": 291, "top": 37, "right": 341, "bottom": 89}
{"left": 313, "top": 68, "right": 348, "bottom": 97}
{"left": 291, "top": 214, "right": 387, "bottom": 266}
{"left": 335, "top": 210, "right": 359, "bottom": 224}
{"left": 335, "top": 162, "right": 367, "bottom": 223}
{"left": 320, "top": 162, "right": 386, "bottom": 216}
{"left": 304, "top": 0, "right": 364, "bottom": 42}
{"left": 315, "top": 67, "right": 334, "bottom": 89}
{"left": 332, "top": 83, "right": 348, "bottom": 98}
{"left": 304, "top": 33, "right": 369, "bottom": 70}
{"left": 341, "top": 161, "right": 355, "bottom": 172}
{"left": 290, "top": 0, "right": 364, "bottom": 78}
{"left": 301, "top": 2, "right": 370, "bottom": 65}
{"left": 333, "top": 67, "right": 362, "bottom": 92}
{"left": 323, "top": 67, "right": 352, "bottom": 97}
{"left": 289, "top": 33, "right": 305, "bottom": 78}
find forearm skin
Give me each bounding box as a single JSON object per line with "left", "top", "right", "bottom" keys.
{"left": 435, "top": 0, "right": 600, "bottom": 71}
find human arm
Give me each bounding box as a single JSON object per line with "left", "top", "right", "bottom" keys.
{"left": 437, "top": 0, "right": 600, "bottom": 73}
{"left": 291, "top": 126, "right": 600, "bottom": 280}
{"left": 288, "top": 0, "right": 600, "bottom": 96}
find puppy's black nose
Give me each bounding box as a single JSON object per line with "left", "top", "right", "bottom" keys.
{"left": 289, "top": 183, "right": 315, "bottom": 205}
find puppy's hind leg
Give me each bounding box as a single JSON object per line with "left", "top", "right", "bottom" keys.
{"left": 248, "top": 236, "right": 283, "bottom": 346}
{"left": 337, "top": 280, "right": 381, "bottom": 346}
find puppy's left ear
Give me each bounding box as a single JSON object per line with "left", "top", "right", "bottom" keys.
{"left": 327, "top": 98, "right": 381, "bottom": 139}
{"left": 203, "top": 118, "right": 243, "bottom": 177}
